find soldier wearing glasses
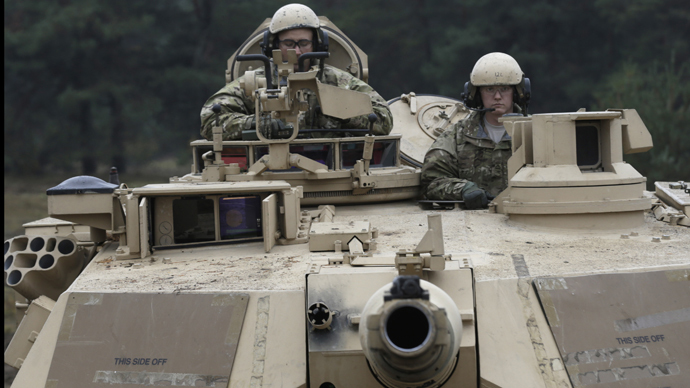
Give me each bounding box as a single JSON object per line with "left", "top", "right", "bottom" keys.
{"left": 200, "top": 3, "right": 393, "bottom": 140}
{"left": 421, "top": 52, "right": 531, "bottom": 209}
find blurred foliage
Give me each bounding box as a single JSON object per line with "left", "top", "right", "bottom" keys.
{"left": 595, "top": 54, "right": 690, "bottom": 186}
{"left": 4, "top": 0, "right": 689, "bottom": 180}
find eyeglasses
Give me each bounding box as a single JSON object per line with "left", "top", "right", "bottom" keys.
{"left": 480, "top": 86, "right": 512, "bottom": 95}
{"left": 278, "top": 39, "right": 313, "bottom": 49}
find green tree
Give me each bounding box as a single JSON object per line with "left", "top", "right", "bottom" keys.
{"left": 592, "top": 0, "right": 690, "bottom": 185}
{"left": 4, "top": 1, "right": 220, "bottom": 175}
{"left": 595, "top": 55, "right": 690, "bottom": 186}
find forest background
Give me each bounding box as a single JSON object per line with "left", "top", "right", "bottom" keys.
{"left": 5, "top": 0, "right": 689, "bottom": 184}
{"left": 2, "top": 1, "right": 689, "bottom": 383}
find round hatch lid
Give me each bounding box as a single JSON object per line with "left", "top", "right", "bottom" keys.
{"left": 388, "top": 93, "right": 470, "bottom": 167}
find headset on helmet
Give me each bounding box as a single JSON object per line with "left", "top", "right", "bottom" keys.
{"left": 461, "top": 52, "right": 531, "bottom": 115}
{"left": 260, "top": 3, "right": 329, "bottom": 59}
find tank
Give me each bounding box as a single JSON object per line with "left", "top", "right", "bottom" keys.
{"left": 4, "top": 17, "right": 690, "bottom": 388}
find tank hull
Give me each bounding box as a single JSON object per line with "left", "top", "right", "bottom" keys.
{"left": 9, "top": 198, "right": 690, "bottom": 388}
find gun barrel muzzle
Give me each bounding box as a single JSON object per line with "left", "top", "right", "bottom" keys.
{"left": 359, "top": 277, "right": 462, "bottom": 388}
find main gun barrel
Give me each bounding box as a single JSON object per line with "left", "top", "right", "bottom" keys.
{"left": 359, "top": 276, "right": 463, "bottom": 388}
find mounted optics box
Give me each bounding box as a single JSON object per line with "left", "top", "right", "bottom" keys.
{"left": 131, "top": 181, "right": 303, "bottom": 254}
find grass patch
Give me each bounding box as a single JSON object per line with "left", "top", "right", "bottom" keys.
{"left": 4, "top": 175, "right": 61, "bottom": 241}
{"left": 4, "top": 191, "right": 50, "bottom": 241}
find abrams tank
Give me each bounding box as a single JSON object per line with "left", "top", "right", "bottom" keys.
{"left": 5, "top": 16, "right": 690, "bottom": 388}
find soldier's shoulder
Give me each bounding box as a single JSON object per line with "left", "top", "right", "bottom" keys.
{"left": 323, "top": 65, "right": 371, "bottom": 88}
{"left": 427, "top": 125, "right": 460, "bottom": 155}
{"left": 323, "top": 64, "right": 349, "bottom": 76}
{"left": 214, "top": 78, "right": 242, "bottom": 95}
{"left": 426, "top": 111, "right": 483, "bottom": 154}
{"left": 456, "top": 112, "right": 483, "bottom": 135}
{"left": 458, "top": 111, "right": 481, "bottom": 126}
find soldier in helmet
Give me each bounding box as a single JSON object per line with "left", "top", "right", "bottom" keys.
{"left": 200, "top": 3, "right": 393, "bottom": 140}
{"left": 421, "top": 52, "right": 531, "bottom": 209}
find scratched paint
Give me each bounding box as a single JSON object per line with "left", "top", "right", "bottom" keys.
{"left": 251, "top": 295, "right": 270, "bottom": 388}
{"left": 535, "top": 277, "right": 568, "bottom": 291}
{"left": 516, "top": 277, "right": 561, "bottom": 387}
{"left": 563, "top": 346, "right": 650, "bottom": 366}
{"left": 614, "top": 307, "right": 690, "bottom": 332}
{"left": 93, "top": 371, "right": 228, "bottom": 386}
{"left": 576, "top": 362, "right": 679, "bottom": 385}
{"left": 512, "top": 254, "right": 530, "bottom": 278}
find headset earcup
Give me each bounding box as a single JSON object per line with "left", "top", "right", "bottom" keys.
{"left": 319, "top": 30, "right": 329, "bottom": 52}
{"left": 514, "top": 78, "right": 531, "bottom": 107}
{"left": 515, "top": 77, "right": 530, "bottom": 115}
{"left": 462, "top": 82, "right": 471, "bottom": 107}
{"left": 272, "top": 37, "right": 280, "bottom": 56}
{"left": 261, "top": 30, "right": 270, "bottom": 57}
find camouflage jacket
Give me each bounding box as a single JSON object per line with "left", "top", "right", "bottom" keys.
{"left": 200, "top": 65, "right": 393, "bottom": 140}
{"left": 420, "top": 112, "right": 512, "bottom": 200}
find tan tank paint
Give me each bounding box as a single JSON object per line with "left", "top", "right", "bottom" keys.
{"left": 9, "top": 293, "right": 69, "bottom": 388}
{"left": 4, "top": 295, "right": 54, "bottom": 370}
{"left": 476, "top": 278, "right": 572, "bottom": 387}
{"left": 4, "top": 234, "right": 95, "bottom": 300}
{"left": 5, "top": 15, "right": 690, "bottom": 388}
{"left": 10, "top": 196, "right": 687, "bottom": 387}
{"left": 655, "top": 181, "right": 690, "bottom": 217}
{"left": 495, "top": 110, "right": 654, "bottom": 229}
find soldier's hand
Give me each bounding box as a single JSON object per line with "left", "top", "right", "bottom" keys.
{"left": 248, "top": 115, "right": 294, "bottom": 139}
{"left": 461, "top": 182, "right": 491, "bottom": 210}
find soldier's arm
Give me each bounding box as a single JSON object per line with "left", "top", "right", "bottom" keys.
{"left": 420, "top": 149, "right": 469, "bottom": 200}
{"left": 199, "top": 80, "right": 255, "bottom": 140}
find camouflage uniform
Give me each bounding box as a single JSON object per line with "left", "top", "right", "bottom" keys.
{"left": 200, "top": 65, "right": 393, "bottom": 140}
{"left": 421, "top": 111, "right": 512, "bottom": 200}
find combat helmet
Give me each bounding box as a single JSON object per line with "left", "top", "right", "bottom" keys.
{"left": 462, "top": 52, "right": 531, "bottom": 115}
{"left": 261, "top": 3, "right": 329, "bottom": 58}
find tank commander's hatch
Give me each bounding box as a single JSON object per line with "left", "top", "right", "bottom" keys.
{"left": 226, "top": 16, "right": 369, "bottom": 84}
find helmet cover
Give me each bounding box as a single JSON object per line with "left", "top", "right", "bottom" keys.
{"left": 269, "top": 3, "right": 320, "bottom": 34}
{"left": 470, "top": 52, "right": 523, "bottom": 86}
